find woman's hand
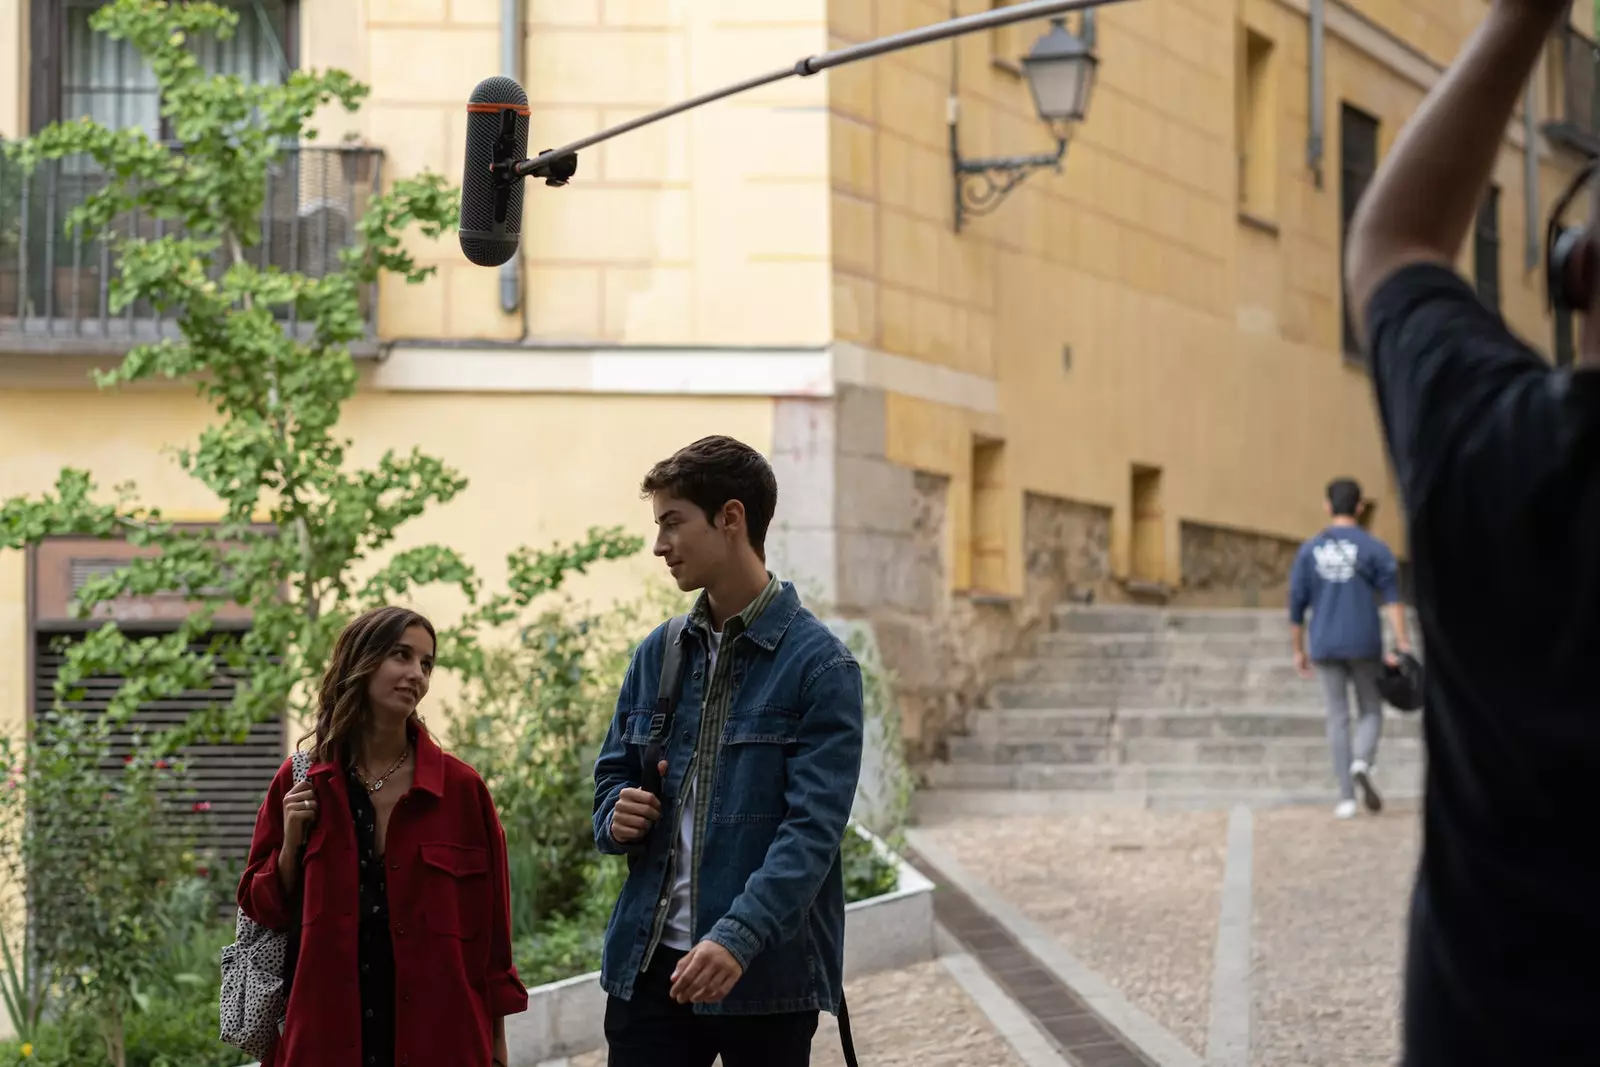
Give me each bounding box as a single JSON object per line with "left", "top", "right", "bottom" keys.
{"left": 276, "top": 779, "right": 318, "bottom": 894}
{"left": 283, "top": 779, "right": 319, "bottom": 850}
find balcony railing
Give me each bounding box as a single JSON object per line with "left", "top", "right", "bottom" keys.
{"left": 1546, "top": 25, "right": 1600, "bottom": 157}
{"left": 0, "top": 144, "right": 384, "bottom": 356}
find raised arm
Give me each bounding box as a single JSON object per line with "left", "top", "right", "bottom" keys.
{"left": 1345, "top": 0, "right": 1572, "bottom": 345}
{"left": 236, "top": 758, "right": 296, "bottom": 930}
{"left": 593, "top": 643, "right": 648, "bottom": 856}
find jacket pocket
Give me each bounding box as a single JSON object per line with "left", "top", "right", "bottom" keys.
{"left": 712, "top": 706, "right": 800, "bottom": 824}
{"left": 420, "top": 842, "right": 490, "bottom": 940}
{"left": 620, "top": 709, "right": 657, "bottom": 746}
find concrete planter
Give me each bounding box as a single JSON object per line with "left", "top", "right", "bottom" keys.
{"left": 504, "top": 824, "right": 934, "bottom": 1066}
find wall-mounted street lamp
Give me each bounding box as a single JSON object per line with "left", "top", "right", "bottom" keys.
{"left": 950, "top": 15, "right": 1099, "bottom": 232}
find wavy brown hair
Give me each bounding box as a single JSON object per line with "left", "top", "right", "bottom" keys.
{"left": 301, "top": 606, "right": 437, "bottom": 764}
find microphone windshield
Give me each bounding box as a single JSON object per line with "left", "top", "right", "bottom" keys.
{"left": 459, "top": 76, "right": 530, "bottom": 267}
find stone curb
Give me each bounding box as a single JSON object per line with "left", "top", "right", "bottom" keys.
{"left": 1204, "top": 805, "right": 1254, "bottom": 1067}
{"left": 904, "top": 828, "right": 1204, "bottom": 1067}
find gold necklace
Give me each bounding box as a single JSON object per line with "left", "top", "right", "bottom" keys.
{"left": 359, "top": 746, "right": 410, "bottom": 793}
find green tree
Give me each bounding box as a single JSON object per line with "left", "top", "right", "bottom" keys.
{"left": 0, "top": 1, "right": 637, "bottom": 1060}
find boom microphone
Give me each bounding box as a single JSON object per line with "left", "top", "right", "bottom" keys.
{"left": 458, "top": 77, "right": 528, "bottom": 267}
{"left": 458, "top": 0, "right": 1129, "bottom": 265}
{"left": 458, "top": 77, "right": 578, "bottom": 267}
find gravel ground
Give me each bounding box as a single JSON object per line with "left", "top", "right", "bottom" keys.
{"left": 562, "top": 959, "right": 1024, "bottom": 1067}
{"left": 922, "top": 810, "right": 1229, "bottom": 1056}
{"left": 1251, "top": 803, "right": 1420, "bottom": 1067}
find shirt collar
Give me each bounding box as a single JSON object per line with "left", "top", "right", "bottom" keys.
{"left": 687, "top": 571, "right": 783, "bottom": 641}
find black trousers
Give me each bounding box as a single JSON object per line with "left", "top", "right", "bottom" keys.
{"left": 605, "top": 947, "right": 820, "bottom": 1067}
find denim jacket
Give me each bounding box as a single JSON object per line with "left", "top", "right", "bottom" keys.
{"left": 592, "top": 579, "right": 864, "bottom": 1015}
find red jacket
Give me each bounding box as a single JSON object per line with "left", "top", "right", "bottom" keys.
{"left": 237, "top": 727, "right": 528, "bottom": 1067}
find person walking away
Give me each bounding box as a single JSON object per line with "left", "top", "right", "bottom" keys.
{"left": 592, "top": 435, "right": 865, "bottom": 1067}
{"left": 1343, "top": 0, "right": 1600, "bottom": 1061}
{"left": 238, "top": 606, "right": 527, "bottom": 1066}
{"left": 1289, "top": 478, "right": 1414, "bottom": 818}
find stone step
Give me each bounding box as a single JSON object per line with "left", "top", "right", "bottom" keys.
{"left": 1052, "top": 606, "right": 1293, "bottom": 636}
{"left": 914, "top": 787, "right": 1424, "bottom": 819}
{"left": 1007, "top": 658, "right": 1306, "bottom": 687}
{"left": 922, "top": 760, "right": 1425, "bottom": 792}
{"left": 990, "top": 680, "right": 1323, "bottom": 710}
{"left": 946, "top": 734, "right": 1425, "bottom": 767}
{"left": 970, "top": 707, "right": 1425, "bottom": 741}
{"left": 1030, "top": 634, "right": 1297, "bottom": 660}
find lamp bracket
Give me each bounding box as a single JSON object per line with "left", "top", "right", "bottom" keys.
{"left": 951, "top": 138, "right": 1068, "bottom": 232}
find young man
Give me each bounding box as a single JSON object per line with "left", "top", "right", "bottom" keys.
{"left": 592, "top": 435, "right": 865, "bottom": 1067}
{"left": 1344, "top": 1, "right": 1600, "bottom": 1062}
{"left": 1288, "top": 477, "right": 1413, "bottom": 819}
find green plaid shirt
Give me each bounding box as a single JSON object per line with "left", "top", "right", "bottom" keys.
{"left": 647, "top": 572, "right": 782, "bottom": 962}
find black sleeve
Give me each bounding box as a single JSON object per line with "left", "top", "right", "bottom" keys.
{"left": 1365, "top": 263, "right": 1587, "bottom": 528}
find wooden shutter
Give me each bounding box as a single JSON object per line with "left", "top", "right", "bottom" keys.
{"left": 29, "top": 534, "right": 285, "bottom": 873}
{"left": 34, "top": 630, "right": 286, "bottom": 871}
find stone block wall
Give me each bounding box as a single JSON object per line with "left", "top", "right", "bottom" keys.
{"left": 1176, "top": 520, "right": 1301, "bottom": 609}
{"left": 867, "top": 480, "right": 1112, "bottom": 764}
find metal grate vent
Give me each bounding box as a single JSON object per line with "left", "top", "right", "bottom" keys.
{"left": 33, "top": 630, "right": 285, "bottom": 872}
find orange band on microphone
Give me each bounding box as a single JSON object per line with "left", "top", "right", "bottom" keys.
{"left": 467, "top": 103, "right": 531, "bottom": 115}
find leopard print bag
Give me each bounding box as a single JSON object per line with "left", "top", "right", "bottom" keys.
{"left": 219, "top": 750, "right": 311, "bottom": 1061}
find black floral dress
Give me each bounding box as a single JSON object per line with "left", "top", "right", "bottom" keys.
{"left": 346, "top": 765, "right": 396, "bottom": 1067}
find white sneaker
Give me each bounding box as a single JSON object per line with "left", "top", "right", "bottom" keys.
{"left": 1334, "top": 799, "right": 1358, "bottom": 820}
{"left": 1351, "top": 760, "right": 1383, "bottom": 814}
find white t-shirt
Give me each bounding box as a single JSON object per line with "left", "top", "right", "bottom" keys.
{"left": 660, "top": 626, "right": 721, "bottom": 951}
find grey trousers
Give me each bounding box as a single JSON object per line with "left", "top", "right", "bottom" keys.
{"left": 1316, "top": 659, "right": 1384, "bottom": 800}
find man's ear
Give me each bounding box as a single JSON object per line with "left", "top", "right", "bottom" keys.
{"left": 719, "top": 499, "right": 746, "bottom": 535}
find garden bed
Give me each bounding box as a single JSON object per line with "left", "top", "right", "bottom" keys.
{"left": 504, "top": 824, "right": 934, "bottom": 1066}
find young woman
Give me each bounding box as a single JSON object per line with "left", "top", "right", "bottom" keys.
{"left": 238, "top": 606, "right": 527, "bottom": 1066}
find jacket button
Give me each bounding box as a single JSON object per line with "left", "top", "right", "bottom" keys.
{"left": 397, "top": 924, "right": 405, "bottom": 936}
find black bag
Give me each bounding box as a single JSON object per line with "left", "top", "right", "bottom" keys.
{"left": 640, "top": 616, "right": 860, "bottom": 1067}
{"left": 1377, "top": 651, "right": 1425, "bottom": 713}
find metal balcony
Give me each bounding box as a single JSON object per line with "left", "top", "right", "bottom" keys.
{"left": 0, "top": 144, "right": 384, "bottom": 357}
{"left": 1545, "top": 25, "right": 1600, "bottom": 158}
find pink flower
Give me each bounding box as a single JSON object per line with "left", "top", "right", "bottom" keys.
{"left": 192, "top": 801, "right": 211, "bottom": 813}
{"left": 196, "top": 866, "right": 210, "bottom": 879}
{"left": 123, "top": 755, "right": 134, "bottom": 765}
{"left": 155, "top": 759, "right": 170, "bottom": 770}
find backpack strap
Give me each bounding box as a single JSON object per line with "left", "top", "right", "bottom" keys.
{"left": 639, "top": 615, "right": 690, "bottom": 798}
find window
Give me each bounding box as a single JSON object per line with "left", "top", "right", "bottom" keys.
{"left": 1340, "top": 104, "right": 1380, "bottom": 357}
{"left": 1238, "top": 28, "right": 1277, "bottom": 219}
{"left": 1474, "top": 186, "right": 1501, "bottom": 312}
{"left": 991, "top": 0, "right": 1023, "bottom": 73}
{"left": 30, "top": 0, "right": 296, "bottom": 136}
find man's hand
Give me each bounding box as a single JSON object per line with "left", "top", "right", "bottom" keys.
{"left": 1294, "top": 650, "right": 1313, "bottom": 680}
{"left": 670, "top": 940, "right": 744, "bottom": 1004}
{"left": 609, "top": 761, "right": 667, "bottom": 844}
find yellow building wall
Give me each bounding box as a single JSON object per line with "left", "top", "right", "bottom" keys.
{"left": 832, "top": 0, "right": 1596, "bottom": 593}
{"left": 298, "top": 0, "right": 836, "bottom": 347}
{"left": 0, "top": 385, "right": 773, "bottom": 737}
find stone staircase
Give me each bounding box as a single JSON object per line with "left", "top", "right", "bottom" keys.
{"left": 917, "top": 605, "right": 1425, "bottom": 818}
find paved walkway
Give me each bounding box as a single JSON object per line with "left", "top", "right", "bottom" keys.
{"left": 914, "top": 802, "right": 1420, "bottom": 1067}
{"left": 550, "top": 801, "right": 1420, "bottom": 1067}
{"left": 562, "top": 959, "right": 1028, "bottom": 1067}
